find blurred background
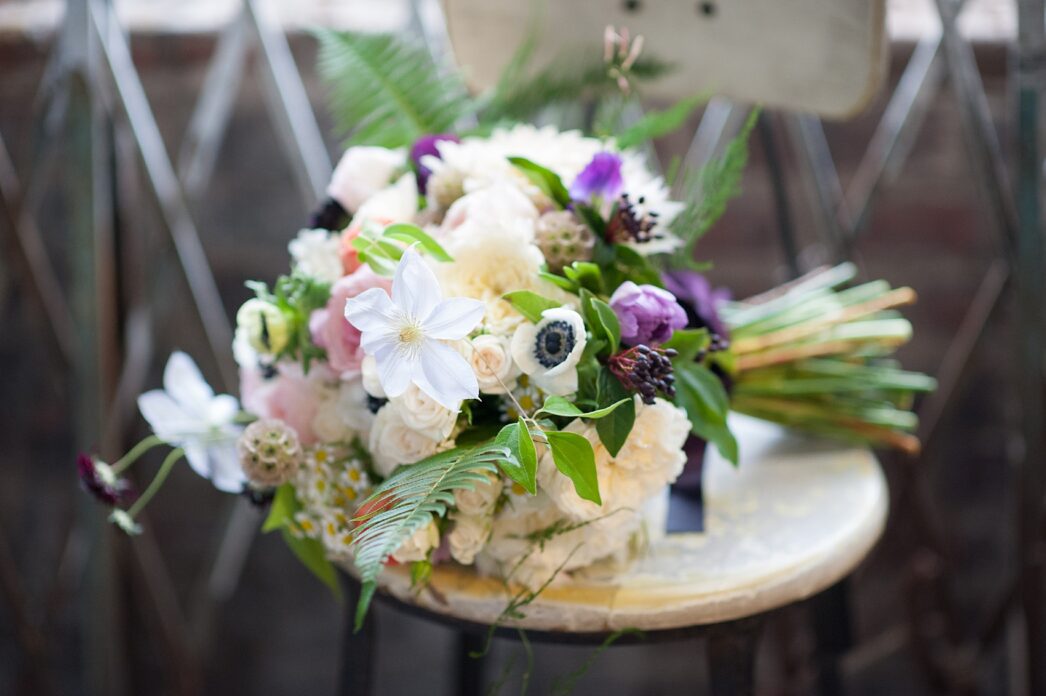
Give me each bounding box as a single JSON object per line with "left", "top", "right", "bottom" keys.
{"left": 0, "top": 0, "right": 1041, "bottom": 694}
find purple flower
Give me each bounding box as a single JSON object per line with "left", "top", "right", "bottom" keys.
{"left": 410, "top": 133, "right": 459, "bottom": 194}
{"left": 609, "top": 282, "right": 688, "bottom": 346}
{"left": 569, "top": 152, "right": 624, "bottom": 202}
{"left": 663, "top": 271, "right": 731, "bottom": 337}
{"left": 77, "top": 453, "right": 135, "bottom": 507}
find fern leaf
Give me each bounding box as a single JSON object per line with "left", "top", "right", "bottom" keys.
{"left": 670, "top": 109, "right": 760, "bottom": 262}
{"left": 350, "top": 442, "right": 509, "bottom": 629}
{"left": 316, "top": 30, "right": 476, "bottom": 148}
{"left": 615, "top": 92, "right": 707, "bottom": 150}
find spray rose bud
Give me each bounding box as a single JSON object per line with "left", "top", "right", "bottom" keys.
{"left": 236, "top": 299, "right": 291, "bottom": 356}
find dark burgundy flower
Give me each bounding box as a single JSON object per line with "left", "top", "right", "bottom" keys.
{"left": 410, "top": 133, "right": 459, "bottom": 194}
{"left": 77, "top": 453, "right": 135, "bottom": 507}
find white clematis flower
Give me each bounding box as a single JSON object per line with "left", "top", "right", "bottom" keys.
{"left": 343, "top": 248, "right": 485, "bottom": 410}
{"left": 510, "top": 308, "right": 587, "bottom": 396}
{"left": 137, "top": 352, "right": 246, "bottom": 493}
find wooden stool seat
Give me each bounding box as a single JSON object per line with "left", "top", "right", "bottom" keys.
{"left": 345, "top": 415, "right": 887, "bottom": 635}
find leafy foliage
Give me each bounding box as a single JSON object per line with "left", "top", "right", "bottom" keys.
{"left": 494, "top": 419, "right": 538, "bottom": 494}
{"left": 316, "top": 30, "right": 475, "bottom": 148}
{"left": 674, "top": 363, "right": 738, "bottom": 465}
{"left": 350, "top": 443, "right": 511, "bottom": 629}
{"left": 546, "top": 431, "right": 600, "bottom": 505}
{"left": 261, "top": 483, "right": 342, "bottom": 598}
{"left": 246, "top": 272, "right": 331, "bottom": 371}
{"left": 615, "top": 92, "right": 707, "bottom": 150}
{"left": 670, "top": 109, "right": 760, "bottom": 265}
{"left": 508, "top": 157, "right": 572, "bottom": 208}
{"left": 353, "top": 222, "right": 453, "bottom": 276}
{"left": 502, "top": 290, "right": 562, "bottom": 323}
{"left": 595, "top": 367, "right": 635, "bottom": 457}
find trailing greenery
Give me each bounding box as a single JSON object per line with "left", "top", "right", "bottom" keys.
{"left": 262, "top": 483, "right": 342, "bottom": 599}
{"left": 614, "top": 92, "right": 707, "bottom": 150}
{"left": 350, "top": 443, "right": 512, "bottom": 629}
{"left": 316, "top": 30, "right": 474, "bottom": 148}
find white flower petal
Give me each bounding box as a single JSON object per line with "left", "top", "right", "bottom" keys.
{"left": 423, "top": 298, "right": 485, "bottom": 340}
{"left": 417, "top": 339, "right": 478, "bottom": 409}
{"left": 137, "top": 390, "right": 195, "bottom": 441}
{"left": 377, "top": 346, "right": 414, "bottom": 398}
{"left": 207, "top": 394, "right": 240, "bottom": 426}
{"left": 183, "top": 440, "right": 246, "bottom": 493}
{"left": 392, "top": 249, "right": 441, "bottom": 321}
{"left": 344, "top": 287, "right": 398, "bottom": 333}
{"left": 163, "top": 352, "right": 215, "bottom": 411}
{"left": 510, "top": 322, "right": 543, "bottom": 375}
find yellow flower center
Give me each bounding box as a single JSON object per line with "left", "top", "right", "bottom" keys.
{"left": 398, "top": 323, "right": 425, "bottom": 345}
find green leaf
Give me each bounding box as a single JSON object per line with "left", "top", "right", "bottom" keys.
{"left": 537, "top": 395, "right": 630, "bottom": 420}
{"left": 662, "top": 328, "right": 711, "bottom": 364}
{"left": 262, "top": 483, "right": 299, "bottom": 532}
{"left": 280, "top": 528, "right": 342, "bottom": 601}
{"left": 591, "top": 299, "right": 621, "bottom": 354}
{"left": 609, "top": 244, "right": 664, "bottom": 287}
{"left": 562, "top": 262, "right": 604, "bottom": 294}
{"left": 503, "top": 290, "right": 562, "bottom": 323}
{"left": 508, "top": 157, "right": 571, "bottom": 208}
{"left": 545, "top": 430, "right": 601, "bottom": 505}
{"left": 317, "top": 30, "right": 476, "bottom": 147}
{"left": 674, "top": 363, "right": 738, "bottom": 465}
{"left": 494, "top": 420, "right": 537, "bottom": 494}
{"left": 383, "top": 223, "right": 453, "bottom": 262}
{"left": 539, "top": 271, "right": 578, "bottom": 293}
{"left": 616, "top": 92, "right": 707, "bottom": 150}
{"left": 595, "top": 368, "right": 635, "bottom": 457}
{"left": 350, "top": 443, "right": 507, "bottom": 629}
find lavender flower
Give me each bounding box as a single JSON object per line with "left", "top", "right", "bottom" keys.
{"left": 609, "top": 281, "right": 688, "bottom": 346}
{"left": 410, "top": 133, "right": 459, "bottom": 194}
{"left": 663, "top": 270, "right": 731, "bottom": 337}
{"left": 569, "top": 152, "right": 624, "bottom": 203}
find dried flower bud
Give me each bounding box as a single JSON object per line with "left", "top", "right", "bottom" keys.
{"left": 237, "top": 419, "right": 303, "bottom": 487}
{"left": 534, "top": 211, "right": 595, "bottom": 272}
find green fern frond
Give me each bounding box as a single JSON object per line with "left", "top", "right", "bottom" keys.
{"left": 670, "top": 109, "right": 760, "bottom": 264}
{"left": 316, "top": 30, "right": 476, "bottom": 148}
{"left": 350, "top": 442, "right": 509, "bottom": 629}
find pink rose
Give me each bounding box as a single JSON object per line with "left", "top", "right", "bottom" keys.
{"left": 310, "top": 267, "right": 393, "bottom": 377}
{"left": 264, "top": 363, "right": 335, "bottom": 447}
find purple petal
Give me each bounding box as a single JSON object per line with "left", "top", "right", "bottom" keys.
{"left": 569, "top": 152, "right": 624, "bottom": 202}
{"left": 411, "top": 133, "right": 459, "bottom": 194}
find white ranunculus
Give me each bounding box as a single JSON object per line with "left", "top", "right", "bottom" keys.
{"left": 510, "top": 308, "right": 587, "bottom": 396}
{"left": 391, "top": 519, "right": 440, "bottom": 563}
{"left": 327, "top": 146, "right": 405, "bottom": 213}
{"left": 360, "top": 355, "right": 385, "bottom": 398}
{"left": 469, "top": 334, "right": 520, "bottom": 394}
{"left": 288, "top": 228, "right": 343, "bottom": 284}
{"left": 440, "top": 183, "right": 538, "bottom": 236}
{"left": 350, "top": 172, "right": 418, "bottom": 228}
{"left": 390, "top": 384, "right": 459, "bottom": 441}
{"left": 335, "top": 377, "right": 376, "bottom": 435}
{"left": 448, "top": 512, "right": 492, "bottom": 565}
{"left": 368, "top": 404, "right": 442, "bottom": 477}
{"left": 453, "top": 471, "right": 503, "bottom": 516}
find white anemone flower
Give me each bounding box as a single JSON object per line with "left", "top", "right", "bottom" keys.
{"left": 137, "top": 352, "right": 246, "bottom": 493}
{"left": 343, "top": 248, "right": 485, "bottom": 410}
{"left": 510, "top": 308, "right": 587, "bottom": 396}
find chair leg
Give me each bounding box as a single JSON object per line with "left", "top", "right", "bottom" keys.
{"left": 809, "top": 579, "right": 854, "bottom": 696}
{"left": 707, "top": 617, "right": 762, "bottom": 696}
{"left": 456, "top": 631, "right": 485, "bottom": 696}
{"left": 337, "top": 577, "right": 376, "bottom": 696}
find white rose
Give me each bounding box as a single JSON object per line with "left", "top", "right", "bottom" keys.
{"left": 510, "top": 308, "right": 587, "bottom": 396}
{"left": 288, "top": 228, "right": 343, "bottom": 283}
{"left": 441, "top": 183, "right": 538, "bottom": 236}
{"left": 448, "top": 513, "right": 492, "bottom": 565}
{"left": 360, "top": 355, "right": 385, "bottom": 398}
{"left": 368, "top": 404, "right": 442, "bottom": 477}
{"left": 390, "top": 384, "right": 459, "bottom": 441}
{"left": 469, "top": 334, "right": 519, "bottom": 394}
{"left": 350, "top": 172, "right": 418, "bottom": 227}
{"left": 392, "top": 519, "right": 440, "bottom": 563}
{"left": 335, "top": 377, "right": 376, "bottom": 435}
{"left": 453, "top": 472, "right": 503, "bottom": 516}
{"left": 327, "top": 146, "right": 405, "bottom": 212}
{"left": 311, "top": 384, "right": 355, "bottom": 444}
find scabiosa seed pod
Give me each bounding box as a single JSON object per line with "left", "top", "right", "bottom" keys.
{"left": 534, "top": 210, "right": 595, "bottom": 272}
{"left": 237, "top": 419, "right": 303, "bottom": 488}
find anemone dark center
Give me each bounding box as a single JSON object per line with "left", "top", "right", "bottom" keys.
{"left": 534, "top": 320, "right": 575, "bottom": 369}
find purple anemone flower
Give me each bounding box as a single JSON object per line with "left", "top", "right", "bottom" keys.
{"left": 609, "top": 281, "right": 688, "bottom": 347}
{"left": 569, "top": 152, "right": 624, "bottom": 202}
{"left": 410, "top": 133, "right": 459, "bottom": 194}
{"left": 663, "top": 271, "right": 731, "bottom": 337}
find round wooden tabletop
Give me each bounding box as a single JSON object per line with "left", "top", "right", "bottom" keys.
{"left": 357, "top": 415, "right": 888, "bottom": 634}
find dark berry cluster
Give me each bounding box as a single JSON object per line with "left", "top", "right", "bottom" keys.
{"left": 694, "top": 332, "right": 730, "bottom": 362}
{"left": 609, "top": 345, "right": 677, "bottom": 404}
{"left": 605, "top": 193, "right": 659, "bottom": 244}
{"left": 308, "top": 197, "right": 349, "bottom": 231}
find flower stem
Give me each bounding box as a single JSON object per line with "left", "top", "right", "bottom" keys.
{"left": 111, "top": 434, "right": 166, "bottom": 475}
{"left": 126, "top": 447, "right": 184, "bottom": 519}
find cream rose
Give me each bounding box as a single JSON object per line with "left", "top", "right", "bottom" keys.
{"left": 469, "top": 334, "right": 520, "bottom": 394}
{"left": 311, "top": 384, "right": 355, "bottom": 444}
{"left": 448, "top": 513, "right": 492, "bottom": 565}
{"left": 350, "top": 172, "right": 418, "bottom": 227}
{"left": 390, "top": 384, "right": 459, "bottom": 441}
{"left": 327, "top": 146, "right": 405, "bottom": 213}
{"left": 360, "top": 355, "right": 385, "bottom": 398}
{"left": 453, "top": 471, "right": 503, "bottom": 516}
{"left": 368, "top": 404, "right": 442, "bottom": 477}
{"left": 391, "top": 519, "right": 440, "bottom": 563}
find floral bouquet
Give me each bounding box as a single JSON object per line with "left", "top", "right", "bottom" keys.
{"left": 78, "top": 27, "right": 934, "bottom": 628}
